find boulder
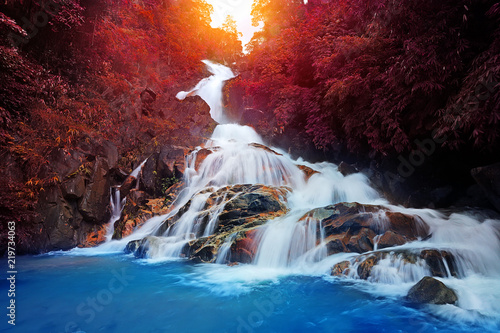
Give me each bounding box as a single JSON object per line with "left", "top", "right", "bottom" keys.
{"left": 406, "top": 276, "right": 458, "bottom": 305}
{"left": 331, "top": 249, "right": 458, "bottom": 281}
{"left": 120, "top": 176, "right": 137, "bottom": 198}
{"left": 140, "top": 147, "right": 186, "bottom": 196}
{"left": 158, "top": 145, "right": 185, "bottom": 177}
{"left": 376, "top": 230, "right": 407, "bottom": 249}
{"left": 357, "top": 254, "right": 380, "bottom": 279}
{"left": 128, "top": 184, "right": 290, "bottom": 263}
{"left": 61, "top": 174, "right": 86, "bottom": 200}
{"left": 36, "top": 185, "right": 106, "bottom": 251}
{"left": 305, "top": 203, "right": 429, "bottom": 257}
{"left": 325, "top": 234, "right": 348, "bottom": 254}
{"left": 471, "top": 163, "right": 500, "bottom": 212}
{"left": 97, "top": 140, "right": 119, "bottom": 169}
{"left": 128, "top": 189, "right": 149, "bottom": 205}
{"left": 331, "top": 261, "right": 351, "bottom": 277}
{"left": 385, "top": 211, "right": 429, "bottom": 239}
{"left": 230, "top": 229, "right": 260, "bottom": 264}
{"left": 338, "top": 161, "right": 358, "bottom": 176}
{"left": 217, "top": 184, "right": 289, "bottom": 225}
{"left": 346, "top": 228, "right": 376, "bottom": 253}
{"left": 78, "top": 157, "right": 111, "bottom": 224}
{"left": 419, "top": 250, "right": 457, "bottom": 278}
{"left": 47, "top": 148, "right": 86, "bottom": 178}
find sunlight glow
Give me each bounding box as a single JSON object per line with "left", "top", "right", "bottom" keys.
{"left": 205, "top": 0, "right": 263, "bottom": 48}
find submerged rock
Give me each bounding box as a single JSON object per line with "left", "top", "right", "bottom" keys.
{"left": 305, "top": 202, "right": 430, "bottom": 257}
{"left": 331, "top": 260, "right": 351, "bottom": 276}
{"left": 331, "top": 248, "right": 458, "bottom": 281}
{"left": 406, "top": 276, "right": 458, "bottom": 305}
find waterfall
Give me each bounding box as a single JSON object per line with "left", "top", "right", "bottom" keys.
{"left": 103, "top": 159, "right": 148, "bottom": 242}
{"left": 176, "top": 60, "right": 235, "bottom": 124}
{"left": 97, "top": 60, "right": 500, "bottom": 322}
{"left": 105, "top": 186, "right": 126, "bottom": 241}
{"left": 216, "top": 233, "right": 237, "bottom": 264}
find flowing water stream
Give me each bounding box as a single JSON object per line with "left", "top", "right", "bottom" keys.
{"left": 10, "top": 61, "right": 500, "bottom": 333}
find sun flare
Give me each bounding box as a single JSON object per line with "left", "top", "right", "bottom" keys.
{"left": 204, "top": 0, "right": 262, "bottom": 47}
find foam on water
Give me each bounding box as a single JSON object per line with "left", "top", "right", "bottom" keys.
{"left": 65, "top": 60, "right": 500, "bottom": 328}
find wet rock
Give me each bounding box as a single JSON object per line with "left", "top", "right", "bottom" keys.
{"left": 112, "top": 199, "right": 154, "bottom": 240}
{"left": 346, "top": 228, "right": 376, "bottom": 253}
{"left": 304, "top": 202, "right": 429, "bottom": 257}
{"left": 120, "top": 176, "right": 137, "bottom": 198}
{"left": 222, "top": 76, "right": 245, "bottom": 122}
{"left": 384, "top": 212, "right": 429, "bottom": 239}
{"left": 324, "top": 234, "right": 347, "bottom": 254}
{"left": 128, "top": 189, "right": 149, "bottom": 205}
{"left": 140, "top": 154, "right": 160, "bottom": 196}
{"left": 230, "top": 229, "right": 260, "bottom": 264}
{"left": 315, "top": 202, "right": 381, "bottom": 235}
{"left": 36, "top": 185, "right": 105, "bottom": 251}
{"left": 37, "top": 187, "right": 80, "bottom": 250}
{"left": 406, "top": 276, "right": 458, "bottom": 305}
{"left": 332, "top": 248, "right": 458, "bottom": 281}
{"left": 78, "top": 157, "right": 111, "bottom": 224}
{"left": 194, "top": 148, "right": 213, "bottom": 171}
{"left": 419, "top": 250, "right": 457, "bottom": 278}
{"left": 357, "top": 254, "right": 380, "bottom": 279}
{"left": 297, "top": 165, "right": 319, "bottom": 180}
{"left": 471, "top": 162, "right": 500, "bottom": 212}
{"left": 110, "top": 167, "right": 129, "bottom": 183}
{"left": 249, "top": 143, "right": 282, "bottom": 156}
{"left": 338, "top": 161, "right": 358, "bottom": 176}
{"left": 217, "top": 185, "right": 288, "bottom": 225}
{"left": 125, "top": 239, "right": 145, "bottom": 255}
{"left": 79, "top": 225, "right": 107, "bottom": 248}
{"left": 139, "top": 185, "right": 290, "bottom": 262}
{"left": 376, "top": 230, "right": 407, "bottom": 249}
{"left": 331, "top": 261, "right": 351, "bottom": 276}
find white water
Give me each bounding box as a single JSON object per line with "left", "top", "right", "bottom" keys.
{"left": 176, "top": 60, "right": 235, "bottom": 123}
{"left": 91, "top": 60, "right": 500, "bottom": 324}
{"left": 103, "top": 159, "right": 148, "bottom": 242}
{"left": 105, "top": 186, "right": 126, "bottom": 241}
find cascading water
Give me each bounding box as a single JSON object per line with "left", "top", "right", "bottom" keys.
{"left": 176, "top": 60, "right": 235, "bottom": 124}
{"left": 105, "top": 186, "right": 126, "bottom": 241}
{"left": 101, "top": 60, "right": 500, "bottom": 324}
{"left": 103, "top": 159, "right": 148, "bottom": 242}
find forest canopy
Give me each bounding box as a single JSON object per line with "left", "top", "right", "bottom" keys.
{"left": 244, "top": 0, "right": 500, "bottom": 156}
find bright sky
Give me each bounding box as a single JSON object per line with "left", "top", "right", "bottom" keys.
{"left": 204, "top": 0, "right": 263, "bottom": 49}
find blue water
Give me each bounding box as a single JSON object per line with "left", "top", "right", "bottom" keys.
{"left": 1, "top": 254, "right": 498, "bottom": 333}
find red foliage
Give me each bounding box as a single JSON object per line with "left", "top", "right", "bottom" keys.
{"left": 245, "top": 0, "right": 500, "bottom": 155}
